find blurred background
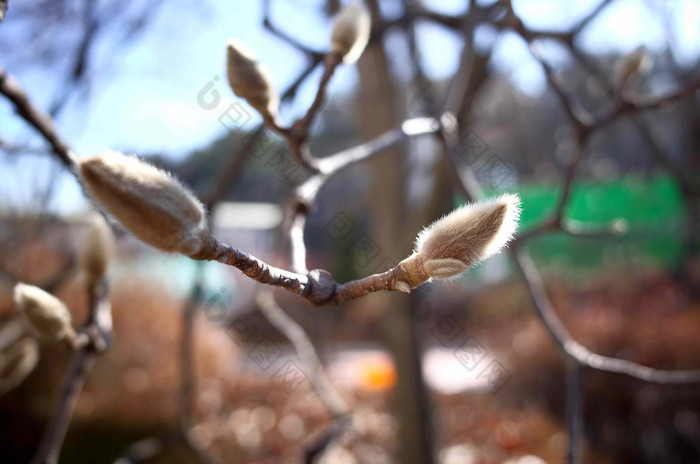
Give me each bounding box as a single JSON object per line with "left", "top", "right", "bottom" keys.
{"left": 1, "top": 0, "right": 700, "bottom": 463}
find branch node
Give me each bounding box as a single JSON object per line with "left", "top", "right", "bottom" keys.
{"left": 305, "top": 269, "right": 336, "bottom": 306}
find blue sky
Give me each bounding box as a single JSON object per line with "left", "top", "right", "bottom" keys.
{"left": 1, "top": 0, "right": 698, "bottom": 213}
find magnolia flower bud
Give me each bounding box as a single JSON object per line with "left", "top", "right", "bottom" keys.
{"left": 330, "top": 2, "right": 371, "bottom": 63}
{"left": 80, "top": 151, "right": 209, "bottom": 256}
{"left": 415, "top": 194, "right": 521, "bottom": 279}
{"left": 0, "top": 337, "right": 40, "bottom": 395}
{"left": 80, "top": 214, "right": 115, "bottom": 285}
{"left": 226, "top": 38, "right": 280, "bottom": 121}
{"left": 14, "top": 284, "right": 74, "bottom": 342}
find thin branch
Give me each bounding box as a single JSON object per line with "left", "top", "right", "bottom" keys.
{"left": 257, "top": 292, "right": 348, "bottom": 416}
{"left": 572, "top": 0, "right": 614, "bottom": 36}
{"left": 304, "top": 415, "right": 352, "bottom": 464}
{"left": 48, "top": 0, "right": 99, "bottom": 116}
{"left": 566, "top": 365, "right": 584, "bottom": 464}
{"left": 262, "top": 0, "right": 324, "bottom": 60}
{"left": 0, "top": 68, "right": 78, "bottom": 171}
{"left": 30, "top": 282, "right": 111, "bottom": 464}
{"left": 30, "top": 350, "right": 94, "bottom": 464}
{"left": 178, "top": 265, "right": 205, "bottom": 428}
{"left": 256, "top": 292, "right": 350, "bottom": 463}
{"left": 511, "top": 249, "right": 700, "bottom": 384}
{"left": 0, "top": 136, "right": 51, "bottom": 156}
{"left": 283, "top": 53, "right": 344, "bottom": 172}
{"left": 593, "top": 76, "right": 700, "bottom": 129}
{"left": 565, "top": 46, "right": 698, "bottom": 194}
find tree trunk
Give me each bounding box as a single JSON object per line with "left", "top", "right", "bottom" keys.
{"left": 354, "top": 1, "right": 435, "bottom": 463}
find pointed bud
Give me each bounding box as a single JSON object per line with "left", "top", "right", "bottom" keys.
{"left": 415, "top": 194, "right": 521, "bottom": 279}
{"left": 226, "top": 38, "right": 280, "bottom": 121}
{"left": 80, "top": 151, "right": 209, "bottom": 256}
{"left": 330, "top": 2, "right": 371, "bottom": 63}
{"left": 616, "top": 45, "right": 651, "bottom": 89}
{"left": 14, "top": 284, "right": 74, "bottom": 342}
{"left": 0, "top": 338, "right": 40, "bottom": 395}
{"left": 80, "top": 214, "right": 115, "bottom": 285}
{"left": 394, "top": 280, "right": 411, "bottom": 293}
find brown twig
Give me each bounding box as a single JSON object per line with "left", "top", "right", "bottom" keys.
{"left": 262, "top": 0, "right": 325, "bottom": 60}
{"left": 566, "top": 364, "right": 584, "bottom": 464}
{"left": 30, "top": 282, "right": 111, "bottom": 464}
{"left": 30, "top": 350, "right": 95, "bottom": 464}
{"left": 0, "top": 67, "right": 78, "bottom": 171}
{"left": 257, "top": 292, "right": 348, "bottom": 416}
{"left": 511, "top": 250, "right": 700, "bottom": 384}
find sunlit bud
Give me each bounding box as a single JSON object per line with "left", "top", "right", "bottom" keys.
{"left": 0, "top": 338, "right": 40, "bottom": 395}
{"left": 80, "top": 214, "right": 115, "bottom": 285}
{"left": 394, "top": 280, "right": 411, "bottom": 293}
{"left": 14, "top": 284, "right": 75, "bottom": 342}
{"left": 226, "top": 38, "right": 280, "bottom": 121}
{"left": 415, "top": 194, "right": 521, "bottom": 279}
{"left": 330, "top": 2, "right": 371, "bottom": 63}
{"left": 616, "top": 45, "right": 651, "bottom": 89}
{"left": 80, "top": 151, "right": 209, "bottom": 256}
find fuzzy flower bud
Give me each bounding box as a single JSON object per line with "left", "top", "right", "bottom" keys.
{"left": 415, "top": 194, "right": 521, "bottom": 279}
{"left": 330, "top": 2, "right": 371, "bottom": 63}
{"left": 14, "top": 284, "right": 74, "bottom": 342}
{"left": 80, "top": 214, "right": 115, "bottom": 285}
{"left": 80, "top": 151, "right": 209, "bottom": 256}
{"left": 226, "top": 38, "right": 280, "bottom": 121}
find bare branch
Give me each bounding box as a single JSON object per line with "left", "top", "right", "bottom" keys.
{"left": 566, "top": 365, "right": 584, "bottom": 464}
{"left": 511, "top": 249, "right": 700, "bottom": 384}
{"left": 30, "top": 282, "right": 112, "bottom": 464}
{"left": 256, "top": 292, "right": 350, "bottom": 463}
{"left": 0, "top": 67, "right": 78, "bottom": 171}
{"left": 257, "top": 292, "right": 348, "bottom": 415}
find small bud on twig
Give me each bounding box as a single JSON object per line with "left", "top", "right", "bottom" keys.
{"left": 80, "top": 151, "right": 209, "bottom": 256}
{"left": 414, "top": 194, "right": 521, "bottom": 279}
{"left": 14, "top": 284, "right": 75, "bottom": 342}
{"left": 330, "top": 2, "right": 371, "bottom": 63}
{"left": 226, "top": 38, "right": 280, "bottom": 122}
{"left": 79, "top": 214, "right": 115, "bottom": 286}
{"left": 615, "top": 45, "right": 651, "bottom": 91}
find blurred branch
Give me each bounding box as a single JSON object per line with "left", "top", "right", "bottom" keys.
{"left": 257, "top": 291, "right": 351, "bottom": 463}
{"left": 31, "top": 350, "right": 95, "bottom": 464}
{"left": 0, "top": 67, "right": 78, "bottom": 171}
{"left": 262, "top": 0, "right": 325, "bottom": 60}
{"left": 48, "top": 0, "right": 98, "bottom": 116}
{"left": 572, "top": 0, "right": 613, "bottom": 36}
{"left": 512, "top": 250, "right": 700, "bottom": 384}
{"left": 567, "top": 46, "right": 698, "bottom": 194}
{"left": 257, "top": 291, "right": 348, "bottom": 416}
{"left": 0, "top": 136, "right": 51, "bottom": 156}
{"left": 593, "top": 76, "right": 700, "bottom": 129}
{"left": 266, "top": 53, "right": 345, "bottom": 172}
{"left": 566, "top": 365, "right": 584, "bottom": 464}
{"left": 30, "top": 282, "right": 112, "bottom": 464}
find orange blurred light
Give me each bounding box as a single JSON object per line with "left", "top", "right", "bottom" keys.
{"left": 360, "top": 357, "right": 397, "bottom": 392}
